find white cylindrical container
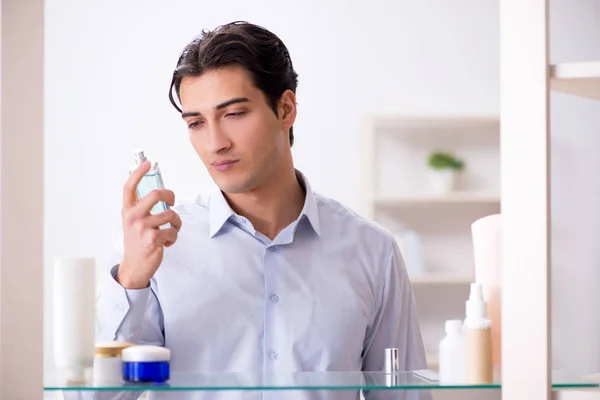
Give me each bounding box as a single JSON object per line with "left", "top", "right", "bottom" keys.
{"left": 53, "top": 257, "right": 96, "bottom": 383}
{"left": 92, "top": 341, "right": 133, "bottom": 385}
{"left": 438, "top": 319, "right": 465, "bottom": 384}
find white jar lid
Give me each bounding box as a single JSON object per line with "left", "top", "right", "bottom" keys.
{"left": 122, "top": 345, "right": 171, "bottom": 362}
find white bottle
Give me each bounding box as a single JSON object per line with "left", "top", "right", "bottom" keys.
{"left": 438, "top": 319, "right": 465, "bottom": 384}
{"left": 53, "top": 257, "right": 96, "bottom": 383}
{"left": 464, "top": 282, "right": 493, "bottom": 384}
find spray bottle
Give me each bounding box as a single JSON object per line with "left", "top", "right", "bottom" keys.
{"left": 464, "top": 282, "right": 493, "bottom": 384}
{"left": 130, "top": 149, "right": 170, "bottom": 221}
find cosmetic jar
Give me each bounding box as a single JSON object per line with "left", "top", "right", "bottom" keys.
{"left": 122, "top": 345, "right": 171, "bottom": 383}
{"left": 92, "top": 341, "right": 133, "bottom": 384}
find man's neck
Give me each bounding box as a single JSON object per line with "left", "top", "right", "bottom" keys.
{"left": 224, "top": 168, "right": 305, "bottom": 241}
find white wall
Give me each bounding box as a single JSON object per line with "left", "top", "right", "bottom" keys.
{"left": 44, "top": 0, "right": 600, "bottom": 380}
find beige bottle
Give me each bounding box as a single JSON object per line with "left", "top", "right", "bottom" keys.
{"left": 464, "top": 282, "right": 493, "bottom": 384}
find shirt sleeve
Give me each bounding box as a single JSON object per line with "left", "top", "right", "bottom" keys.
{"left": 95, "top": 264, "right": 165, "bottom": 346}
{"left": 93, "top": 235, "right": 165, "bottom": 346}
{"left": 362, "top": 237, "right": 430, "bottom": 400}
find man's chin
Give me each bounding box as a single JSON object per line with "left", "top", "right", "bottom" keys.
{"left": 215, "top": 179, "right": 250, "bottom": 195}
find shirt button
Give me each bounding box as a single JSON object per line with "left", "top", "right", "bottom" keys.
{"left": 270, "top": 294, "right": 279, "bottom": 303}
{"left": 271, "top": 352, "right": 279, "bottom": 360}
{"left": 268, "top": 247, "right": 276, "bottom": 252}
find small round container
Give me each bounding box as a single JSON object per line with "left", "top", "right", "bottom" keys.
{"left": 92, "top": 341, "right": 133, "bottom": 385}
{"left": 122, "top": 345, "right": 171, "bottom": 383}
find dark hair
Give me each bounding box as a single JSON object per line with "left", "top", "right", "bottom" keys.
{"left": 169, "top": 21, "right": 299, "bottom": 147}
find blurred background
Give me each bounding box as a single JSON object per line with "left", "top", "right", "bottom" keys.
{"left": 43, "top": 0, "right": 600, "bottom": 386}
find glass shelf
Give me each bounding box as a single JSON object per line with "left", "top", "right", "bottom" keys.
{"left": 44, "top": 370, "right": 599, "bottom": 392}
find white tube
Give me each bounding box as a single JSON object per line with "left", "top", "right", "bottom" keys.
{"left": 53, "top": 257, "right": 96, "bottom": 383}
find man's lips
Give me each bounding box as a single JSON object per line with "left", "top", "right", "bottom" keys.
{"left": 211, "top": 160, "right": 239, "bottom": 171}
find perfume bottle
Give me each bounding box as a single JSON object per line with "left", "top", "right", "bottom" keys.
{"left": 131, "top": 150, "right": 170, "bottom": 216}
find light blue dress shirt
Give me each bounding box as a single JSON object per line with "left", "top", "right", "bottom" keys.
{"left": 87, "top": 170, "right": 427, "bottom": 400}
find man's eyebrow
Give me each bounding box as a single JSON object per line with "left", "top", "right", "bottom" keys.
{"left": 181, "top": 97, "right": 250, "bottom": 119}
{"left": 215, "top": 97, "right": 250, "bottom": 110}
{"left": 181, "top": 111, "right": 201, "bottom": 119}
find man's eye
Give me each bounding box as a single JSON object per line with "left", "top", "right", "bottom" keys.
{"left": 226, "top": 111, "right": 245, "bottom": 118}
{"left": 188, "top": 121, "right": 203, "bottom": 129}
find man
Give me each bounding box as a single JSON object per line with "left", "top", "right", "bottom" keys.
{"left": 93, "top": 21, "right": 427, "bottom": 400}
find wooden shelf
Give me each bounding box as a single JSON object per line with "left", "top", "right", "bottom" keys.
{"left": 368, "top": 114, "right": 500, "bottom": 146}
{"left": 374, "top": 192, "right": 501, "bottom": 207}
{"left": 409, "top": 273, "right": 474, "bottom": 285}
{"left": 551, "top": 61, "right": 600, "bottom": 101}
{"left": 370, "top": 114, "right": 500, "bottom": 131}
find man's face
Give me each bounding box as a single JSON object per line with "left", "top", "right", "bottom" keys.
{"left": 179, "top": 66, "right": 295, "bottom": 194}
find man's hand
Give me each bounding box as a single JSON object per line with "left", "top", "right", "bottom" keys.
{"left": 116, "top": 160, "right": 182, "bottom": 289}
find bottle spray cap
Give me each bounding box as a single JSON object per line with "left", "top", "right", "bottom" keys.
{"left": 133, "top": 149, "right": 147, "bottom": 166}
{"left": 445, "top": 319, "right": 463, "bottom": 335}
{"left": 466, "top": 282, "right": 487, "bottom": 319}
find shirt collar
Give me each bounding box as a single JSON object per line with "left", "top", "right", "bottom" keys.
{"left": 295, "top": 169, "right": 321, "bottom": 236}
{"left": 208, "top": 189, "right": 235, "bottom": 238}
{"left": 208, "top": 169, "right": 321, "bottom": 238}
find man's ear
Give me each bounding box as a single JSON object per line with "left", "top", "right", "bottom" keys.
{"left": 278, "top": 89, "right": 297, "bottom": 131}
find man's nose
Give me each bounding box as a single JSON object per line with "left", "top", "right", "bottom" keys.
{"left": 206, "top": 124, "right": 232, "bottom": 154}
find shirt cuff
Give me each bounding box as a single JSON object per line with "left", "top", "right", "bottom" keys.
{"left": 117, "top": 267, "right": 151, "bottom": 309}
{"left": 96, "top": 265, "right": 150, "bottom": 343}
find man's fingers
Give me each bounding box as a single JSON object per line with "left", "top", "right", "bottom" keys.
{"left": 172, "top": 212, "right": 182, "bottom": 231}
{"left": 123, "top": 161, "right": 151, "bottom": 209}
{"left": 146, "top": 209, "right": 182, "bottom": 231}
{"left": 133, "top": 189, "right": 175, "bottom": 217}
{"left": 157, "top": 228, "right": 178, "bottom": 247}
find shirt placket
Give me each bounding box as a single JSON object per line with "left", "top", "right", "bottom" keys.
{"left": 262, "top": 244, "right": 284, "bottom": 400}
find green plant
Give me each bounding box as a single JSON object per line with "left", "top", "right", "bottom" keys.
{"left": 428, "top": 151, "right": 465, "bottom": 171}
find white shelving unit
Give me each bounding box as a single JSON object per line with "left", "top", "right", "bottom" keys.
{"left": 361, "top": 114, "right": 501, "bottom": 368}
{"left": 501, "top": 2, "right": 600, "bottom": 400}
{"left": 357, "top": 6, "right": 600, "bottom": 397}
